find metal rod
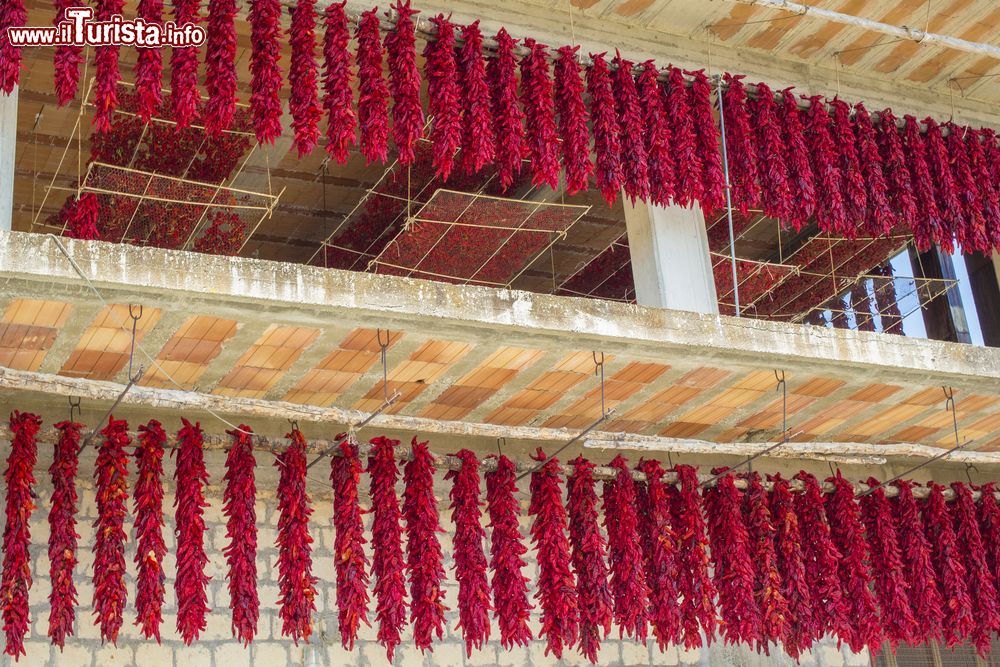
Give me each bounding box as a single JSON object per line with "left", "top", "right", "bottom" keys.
{"left": 304, "top": 389, "right": 401, "bottom": 470}
{"left": 717, "top": 75, "right": 741, "bottom": 318}
{"left": 515, "top": 409, "right": 616, "bottom": 482}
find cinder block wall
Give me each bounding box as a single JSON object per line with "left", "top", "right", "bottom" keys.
{"left": 0, "top": 443, "right": 869, "bottom": 667}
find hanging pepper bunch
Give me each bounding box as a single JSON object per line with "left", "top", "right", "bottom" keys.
{"left": 923, "top": 118, "right": 963, "bottom": 250}
{"left": 276, "top": 428, "right": 317, "bottom": 644}
{"left": 423, "top": 15, "right": 462, "bottom": 181}
{"left": 804, "top": 96, "right": 849, "bottom": 236}
{"left": 484, "top": 454, "right": 532, "bottom": 649}
{"left": 93, "top": 0, "right": 124, "bottom": 132}
{"left": 175, "top": 419, "right": 210, "bottom": 644}
{"left": 133, "top": 420, "right": 167, "bottom": 642}
{"left": 554, "top": 46, "right": 592, "bottom": 196}
{"left": 566, "top": 457, "right": 611, "bottom": 663}
{"left": 457, "top": 21, "right": 495, "bottom": 175}
{"left": 602, "top": 456, "right": 648, "bottom": 642}
{"left": 768, "top": 473, "right": 812, "bottom": 659}
{"left": 968, "top": 130, "right": 1000, "bottom": 248}
{"left": 330, "top": 437, "right": 369, "bottom": 650}
{"left": 529, "top": 449, "right": 578, "bottom": 659}
{"left": 519, "top": 39, "right": 561, "bottom": 191}
{"left": 666, "top": 67, "right": 700, "bottom": 208}
{"left": 922, "top": 482, "right": 973, "bottom": 647}
{"left": 853, "top": 104, "right": 894, "bottom": 236}
{"left": 223, "top": 425, "right": 258, "bottom": 645}
{"left": 1, "top": 412, "right": 40, "bottom": 658}
{"left": 248, "top": 0, "right": 284, "bottom": 144}
{"left": 288, "top": 0, "right": 322, "bottom": 156}
{"left": 978, "top": 483, "right": 1000, "bottom": 586}
{"left": 93, "top": 416, "right": 129, "bottom": 645}
{"left": 860, "top": 479, "right": 914, "bottom": 648}
{"left": 721, "top": 74, "right": 760, "bottom": 217}
{"left": 53, "top": 0, "right": 84, "bottom": 106}
{"left": 876, "top": 110, "right": 917, "bottom": 230}
{"left": 634, "top": 460, "right": 680, "bottom": 650}
{"left": 779, "top": 89, "right": 816, "bottom": 230}
{"left": 48, "top": 420, "right": 82, "bottom": 648}
{"left": 946, "top": 124, "right": 988, "bottom": 253}
{"left": 704, "top": 469, "right": 760, "bottom": 646}
{"left": 0, "top": 0, "right": 25, "bottom": 94}
{"left": 639, "top": 62, "right": 674, "bottom": 207}
{"left": 403, "top": 438, "right": 447, "bottom": 652}
{"left": 445, "top": 450, "right": 491, "bottom": 656}
{"left": 203, "top": 0, "right": 238, "bottom": 135}
{"left": 64, "top": 193, "right": 101, "bottom": 241}
{"left": 742, "top": 472, "right": 786, "bottom": 654}
{"left": 368, "top": 436, "right": 407, "bottom": 660}
{"left": 587, "top": 53, "right": 623, "bottom": 205}
{"left": 133, "top": 0, "right": 163, "bottom": 122}
{"left": 672, "top": 465, "right": 716, "bottom": 649}
{"left": 902, "top": 115, "right": 941, "bottom": 251}
{"left": 950, "top": 482, "right": 999, "bottom": 657}
{"left": 891, "top": 480, "right": 942, "bottom": 643}
{"left": 824, "top": 472, "right": 880, "bottom": 653}
{"left": 613, "top": 56, "right": 650, "bottom": 205}
{"left": 322, "top": 2, "right": 356, "bottom": 164}
{"left": 170, "top": 0, "right": 201, "bottom": 127}
{"left": 385, "top": 0, "right": 423, "bottom": 166}
{"left": 749, "top": 82, "right": 790, "bottom": 222}
{"left": 689, "top": 70, "right": 726, "bottom": 213}
{"left": 487, "top": 29, "right": 525, "bottom": 191}
{"left": 355, "top": 8, "right": 389, "bottom": 165}
{"left": 829, "top": 99, "right": 867, "bottom": 229}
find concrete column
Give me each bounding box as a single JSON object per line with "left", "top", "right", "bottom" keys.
{"left": 0, "top": 87, "right": 16, "bottom": 232}
{"left": 623, "top": 198, "right": 719, "bottom": 314}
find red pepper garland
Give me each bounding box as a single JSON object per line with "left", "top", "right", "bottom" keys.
{"left": 891, "top": 480, "right": 942, "bottom": 643}
{"left": 1, "top": 412, "right": 39, "bottom": 659}
{"left": 423, "top": 15, "right": 462, "bottom": 181}
{"left": 53, "top": 0, "right": 84, "bottom": 106}
{"left": 667, "top": 67, "right": 701, "bottom": 208}
{"left": 249, "top": 0, "right": 284, "bottom": 145}
{"left": 488, "top": 29, "right": 525, "bottom": 191}
{"left": 331, "top": 438, "right": 369, "bottom": 650}
{"left": 721, "top": 74, "right": 760, "bottom": 217}
{"left": 134, "top": 0, "right": 164, "bottom": 122}
{"left": 860, "top": 479, "right": 914, "bottom": 649}
{"left": 457, "top": 21, "right": 495, "bottom": 175}
{"left": 951, "top": 482, "right": 1000, "bottom": 657}
{"left": 520, "top": 39, "right": 561, "bottom": 191}
{"left": 601, "top": 457, "right": 648, "bottom": 642}
{"left": 672, "top": 465, "right": 716, "bottom": 649}
{"left": 830, "top": 99, "right": 867, "bottom": 229}
{"left": 65, "top": 192, "right": 100, "bottom": 241}
{"left": 93, "top": 0, "right": 124, "bottom": 133}
{"left": 613, "top": 56, "right": 650, "bottom": 205}
{"left": 780, "top": 89, "right": 816, "bottom": 230}
{"left": 355, "top": 9, "right": 389, "bottom": 165}
{"left": 48, "top": 420, "right": 82, "bottom": 648}
{"left": 768, "top": 473, "right": 813, "bottom": 660}
{"left": 854, "top": 103, "right": 894, "bottom": 236}
{"left": 946, "top": 124, "right": 989, "bottom": 253}
{"left": 385, "top": 0, "right": 423, "bottom": 166}
{"left": 689, "top": 70, "right": 726, "bottom": 213}
{"left": 876, "top": 109, "right": 918, "bottom": 232}
{"left": 587, "top": 53, "right": 623, "bottom": 205}
{"left": 484, "top": 454, "right": 532, "bottom": 649}
{"left": 824, "top": 472, "right": 880, "bottom": 653}
{"left": 0, "top": 0, "right": 26, "bottom": 94}
{"left": 749, "top": 82, "right": 791, "bottom": 222}
{"left": 203, "top": 0, "right": 238, "bottom": 135}
{"left": 705, "top": 470, "right": 760, "bottom": 647}
{"left": 529, "top": 449, "right": 578, "bottom": 658}
{"left": 445, "top": 450, "right": 491, "bottom": 656}
{"left": 554, "top": 46, "right": 592, "bottom": 196}
{"left": 902, "top": 115, "right": 941, "bottom": 251}
{"left": 403, "top": 438, "right": 447, "bottom": 652}
{"left": 804, "top": 96, "right": 850, "bottom": 236}
{"left": 922, "top": 482, "right": 973, "bottom": 647}
{"left": 923, "top": 118, "right": 963, "bottom": 251}
{"left": 223, "top": 425, "right": 258, "bottom": 645}
{"left": 634, "top": 460, "right": 680, "bottom": 650}
{"left": 289, "top": 0, "right": 322, "bottom": 157}
{"left": 368, "top": 436, "right": 407, "bottom": 660}
{"left": 567, "top": 457, "right": 611, "bottom": 663}
{"left": 975, "top": 129, "right": 1000, "bottom": 248}
{"left": 978, "top": 483, "right": 1000, "bottom": 587}
{"left": 170, "top": 0, "right": 201, "bottom": 128}
{"left": 742, "top": 472, "right": 787, "bottom": 654}
{"left": 133, "top": 420, "right": 167, "bottom": 642}
{"left": 93, "top": 416, "right": 129, "bottom": 645}
{"left": 639, "top": 62, "right": 674, "bottom": 207}
{"left": 322, "top": 2, "right": 356, "bottom": 164}
{"left": 276, "top": 429, "right": 317, "bottom": 643}
{"left": 174, "top": 418, "right": 210, "bottom": 644}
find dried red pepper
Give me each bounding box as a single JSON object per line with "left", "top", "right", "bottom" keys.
{"left": 768, "top": 473, "right": 813, "bottom": 659}
{"left": 484, "top": 454, "right": 532, "bottom": 649}
{"left": 780, "top": 89, "right": 816, "bottom": 230}
{"left": 288, "top": 0, "right": 322, "bottom": 157}
{"left": 667, "top": 67, "right": 701, "bottom": 208}
{"left": 276, "top": 428, "right": 317, "bottom": 643}
{"left": 635, "top": 460, "right": 680, "bottom": 651}
{"left": 804, "top": 96, "right": 849, "bottom": 236}
{"left": 331, "top": 437, "right": 369, "bottom": 649}
{"left": 519, "top": 39, "right": 560, "bottom": 191}
{"left": 969, "top": 129, "right": 1000, "bottom": 249}
{"left": 203, "top": 0, "right": 238, "bottom": 135}
{"left": 749, "top": 82, "right": 790, "bottom": 222}
{"left": 978, "top": 483, "right": 1000, "bottom": 587}
{"left": 322, "top": 1, "right": 356, "bottom": 164}
{"left": 133, "top": 420, "right": 166, "bottom": 642}
{"left": 587, "top": 53, "right": 623, "bottom": 205}
{"left": 249, "top": 0, "right": 284, "bottom": 144}
{"left": 876, "top": 109, "right": 918, "bottom": 232}
{"left": 743, "top": 472, "right": 787, "bottom": 654}
{"left": 445, "top": 450, "right": 491, "bottom": 656}
{"left": 672, "top": 464, "right": 716, "bottom": 649}
{"left": 891, "top": 480, "right": 942, "bottom": 644}
{"left": 0, "top": 0, "right": 26, "bottom": 94}
{"left": 554, "top": 46, "right": 592, "bottom": 196}
{"left": 133, "top": 0, "right": 163, "bottom": 122}
{"left": 423, "top": 15, "right": 462, "bottom": 181}
{"left": 951, "top": 482, "right": 999, "bottom": 657}
{"left": 902, "top": 115, "right": 941, "bottom": 251}
{"left": 355, "top": 8, "right": 389, "bottom": 165}
{"left": 93, "top": 0, "right": 124, "bottom": 133}
{"left": 639, "top": 62, "right": 674, "bottom": 207}
{"left": 613, "top": 56, "right": 650, "bottom": 205}
{"left": 457, "top": 21, "right": 495, "bottom": 175}
{"left": 48, "top": 420, "right": 81, "bottom": 648}
{"left": 721, "top": 74, "right": 760, "bottom": 217}
{"left": 170, "top": 0, "right": 200, "bottom": 128}
{"left": 385, "top": 0, "right": 423, "bottom": 166}
{"left": 705, "top": 469, "right": 760, "bottom": 647}
{"left": 923, "top": 118, "right": 963, "bottom": 251}
{"left": 922, "top": 482, "right": 973, "bottom": 647}
{"left": 368, "top": 436, "right": 407, "bottom": 660}
{"left": 602, "top": 456, "right": 648, "bottom": 642}
{"left": 487, "top": 29, "right": 524, "bottom": 191}
{"left": 854, "top": 103, "right": 894, "bottom": 236}
{"left": 65, "top": 192, "right": 101, "bottom": 241}
{"left": 689, "top": 70, "right": 726, "bottom": 213}
{"left": 946, "top": 124, "right": 989, "bottom": 253}
{"left": 223, "top": 425, "right": 258, "bottom": 645}
{"left": 830, "top": 98, "right": 867, "bottom": 230}
{"left": 93, "top": 416, "right": 129, "bottom": 645}
{"left": 530, "top": 449, "right": 578, "bottom": 658}
{"left": 174, "top": 418, "right": 210, "bottom": 644}
{"left": 567, "top": 457, "right": 611, "bottom": 663}
{"left": 824, "top": 472, "right": 880, "bottom": 653}
{"left": 53, "top": 0, "right": 84, "bottom": 106}
{"left": 1, "top": 412, "right": 39, "bottom": 658}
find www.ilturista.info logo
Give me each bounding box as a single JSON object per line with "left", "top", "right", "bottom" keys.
{"left": 7, "top": 7, "right": 205, "bottom": 48}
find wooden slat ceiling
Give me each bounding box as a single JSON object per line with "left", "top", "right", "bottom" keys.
{"left": 4, "top": 297, "right": 1000, "bottom": 450}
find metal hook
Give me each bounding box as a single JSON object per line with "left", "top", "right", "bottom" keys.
{"left": 497, "top": 437, "right": 506, "bottom": 456}
{"left": 68, "top": 396, "right": 81, "bottom": 422}
{"left": 966, "top": 463, "right": 978, "bottom": 485}
{"left": 775, "top": 370, "right": 787, "bottom": 443}
{"left": 127, "top": 304, "right": 143, "bottom": 383}
{"left": 377, "top": 329, "right": 390, "bottom": 403}
{"left": 594, "top": 351, "right": 606, "bottom": 418}
{"left": 287, "top": 418, "right": 300, "bottom": 433}
{"left": 943, "top": 386, "right": 960, "bottom": 448}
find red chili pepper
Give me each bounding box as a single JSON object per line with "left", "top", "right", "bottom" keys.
{"left": 92, "top": 0, "right": 123, "bottom": 132}
{"left": 133, "top": 0, "right": 163, "bottom": 122}
{"left": 0, "top": 0, "right": 26, "bottom": 94}
{"left": 249, "top": 0, "right": 284, "bottom": 144}
{"left": 603, "top": 456, "right": 649, "bottom": 642}
{"left": 331, "top": 437, "right": 369, "bottom": 649}
{"left": 288, "top": 0, "right": 322, "bottom": 157}
{"left": 385, "top": 0, "right": 423, "bottom": 166}
{"left": 901, "top": 115, "right": 941, "bottom": 251}
{"left": 829, "top": 98, "right": 868, "bottom": 231}
{"left": 768, "top": 473, "right": 813, "bottom": 660}
{"left": 488, "top": 29, "right": 525, "bottom": 191}
{"left": 876, "top": 109, "right": 918, "bottom": 234}
{"left": 133, "top": 420, "right": 167, "bottom": 642}
{"left": 946, "top": 123, "right": 989, "bottom": 253}
{"left": 53, "top": 0, "right": 84, "bottom": 106}
{"left": 587, "top": 53, "right": 623, "bottom": 205}
{"left": 355, "top": 8, "right": 389, "bottom": 165}
{"left": 423, "top": 15, "right": 462, "bottom": 181}
{"left": 853, "top": 103, "right": 894, "bottom": 236}
{"left": 672, "top": 464, "right": 716, "bottom": 649}
{"left": 891, "top": 480, "right": 943, "bottom": 643}
{"left": 276, "top": 428, "right": 317, "bottom": 643}
{"left": 978, "top": 483, "right": 1000, "bottom": 592}
{"left": 666, "top": 67, "right": 701, "bottom": 208}
{"left": 48, "top": 420, "right": 82, "bottom": 648}
{"left": 923, "top": 118, "right": 963, "bottom": 252}
{"left": 169, "top": 0, "right": 200, "bottom": 127}
{"left": 951, "top": 482, "right": 999, "bottom": 657}
{"left": 779, "top": 89, "right": 816, "bottom": 230}
{"left": 803, "top": 96, "right": 849, "bottom": 236}
{"left": 322, "top": 1, "right": 356, "bottom": 164}
{"left": 748, "top": 82, "right": 791, "bottom": 223}
{"left": 368, "top": 436, "right": 407, "bottom": 660}
{"left": 638, "top": 62, "right": 674, "bottom": 207}
{"left": 688, "top": 69, "right": 725, "bottom": 213}
{"left": 613, "top": 55, "right": 650, "bottom": 205}
{"left": 721, "top": 74, "right": 760, "bottom": 217}
{"left": 203, "top": 0, "right": 238, "bottom": 134}
{"left": 742, "top": 472, "right": 787, "bottom": 654}
{"left": 93, "top": 416, "right": 129, "bottom": 645}
{"left": 64, "top": 193, "right": 101, "bottom": 241}
{"left": 554, "top": 46, "right": 592, "bottom": 196}
{"left": 922, "top": 482, "right": 973, "bottom": 647}
{"left": 223, "top": 425, "right": 258, "bottom": 645}
{"left": 567, "top": 456, "right": 611, "bottom": 663}
{"left": 457, "top": 21, "right": 495, "bottom": 175}
{"left": 174, "top": 418, "right": 210, "bottom": 644}
{"left": 636, "top": 460, "right": 680, "bottom": 651}
{"left": 972, "top": 129, "right": 1000, "bottom": 249}
{"left": 520, "top": 39, "right": 561, "bottom": 191}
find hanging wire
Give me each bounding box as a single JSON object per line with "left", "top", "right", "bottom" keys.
{"left": 68, "top": 396, "right": 82, "bottom": 423}
{"left": 81, "top": 309, "right": 145, "bottom": 448}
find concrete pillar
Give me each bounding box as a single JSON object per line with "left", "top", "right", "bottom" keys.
{"left": 0, "top": 87, "right": 16, "bottom": 232}
{"left": 623, "top": 198, "right": 719, "bottom": 314}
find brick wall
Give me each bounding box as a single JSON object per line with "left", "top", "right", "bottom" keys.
{"left": 0, "top": 444, "right": 869, "bottom": 667}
